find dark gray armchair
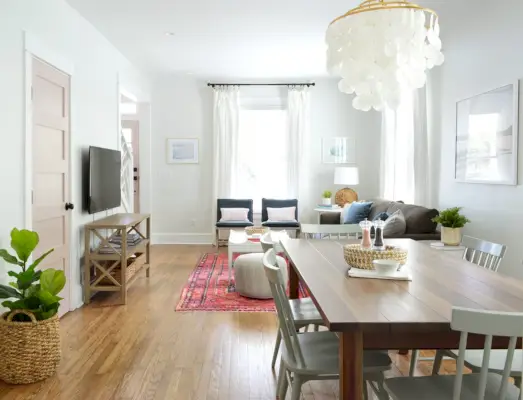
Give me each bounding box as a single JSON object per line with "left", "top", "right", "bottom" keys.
{"left": 215, "top": 199, "right": 254, "bottom": 246}
{"left": 261, "top": 198, "right": 300, "bottom": 236}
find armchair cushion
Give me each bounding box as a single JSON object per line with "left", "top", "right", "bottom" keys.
{"left": 216, "top": 221, "right": 254, "bottom": 228}
{"left": 262, "top": 221, "right": 300, "bottom": 228}
{"left": 261, "top": 199, "right": 298, "bottom": 223}
{"left": 217, "top": 199, "right": 253, "bottom": 223}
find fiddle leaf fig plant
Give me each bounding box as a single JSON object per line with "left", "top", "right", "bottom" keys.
{"left": 0, "top": 228, "right": 65, "bottom": 322}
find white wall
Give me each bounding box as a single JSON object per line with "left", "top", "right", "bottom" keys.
{"left": 310, "top": 81, "right": 381, "bottom": 207}
{"left": 434, "top": 0, "right": 523, "bottom": 277}
{"left": 150, "top": 77, "right": 381, "bottom": 243}
{"left": 0, "top": 0, "right": 150, "bottom": 310}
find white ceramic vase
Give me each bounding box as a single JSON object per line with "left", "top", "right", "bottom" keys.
{"left": 322, "top": 198, "right": 332, "bottom": 206}
{"left": 441, "top": 227, "right": 462, "bottom": 246}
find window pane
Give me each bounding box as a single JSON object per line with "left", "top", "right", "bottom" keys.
{"left": 235, "top": 109, "right": 288, "bottom": 211}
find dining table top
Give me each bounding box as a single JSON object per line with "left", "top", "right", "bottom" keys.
{"left": 280, "top": 238, "right": 523, "bottom": 332}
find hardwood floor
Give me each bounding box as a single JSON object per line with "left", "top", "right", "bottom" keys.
{"left": 0, "top": 245, "right": 458, "bottom": 400}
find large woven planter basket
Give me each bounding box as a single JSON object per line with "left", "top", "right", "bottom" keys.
{"left": 0, "top": 310, "right": 61, "bottom": 384}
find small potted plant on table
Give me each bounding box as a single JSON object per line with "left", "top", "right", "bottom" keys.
{"left": 432, "top": 207, "right": 471, "bottom": 246}
{"left": 321, "top": 190, "right": 332, "bottom": 206}
{"left": 0, "top": 228, "right": 65, "bottom": 384}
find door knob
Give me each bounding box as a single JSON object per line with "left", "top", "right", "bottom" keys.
{"left": 65, "top": 203, "right": 74, "bottom": 211}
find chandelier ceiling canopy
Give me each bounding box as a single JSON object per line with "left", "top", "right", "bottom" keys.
{"left": 326, "top": 0, "right": 444, "bottom": 111}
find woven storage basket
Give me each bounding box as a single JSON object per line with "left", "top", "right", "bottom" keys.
{"left": 0, "top": 310, "right": 61, "bottom": 384}
{"left": 343, "top": 244, "right": 408, "bottom": 270}
{"left": 245, "top": 227, "right": 269, "bottom": 235}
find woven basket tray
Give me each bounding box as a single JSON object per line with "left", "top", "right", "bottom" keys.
{"left": 245, "top": 227, "right": 269, "bottom": 235}
{"left": 343, "top": 244, "right": 408, "bottom": 270}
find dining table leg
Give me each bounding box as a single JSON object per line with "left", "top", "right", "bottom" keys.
{"left": 340, "top": 331, "right": 363, "bottom": 400}
{"left": 289, "top": 261, "right": 300, "bottom": 300}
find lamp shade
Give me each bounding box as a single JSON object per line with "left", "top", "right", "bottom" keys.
{"left": 334, "top": 167, "right": 359, "bottom": 186}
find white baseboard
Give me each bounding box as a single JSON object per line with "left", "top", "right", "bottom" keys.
{"left": 152, "top": 233, "right": 213, "bottom": 245}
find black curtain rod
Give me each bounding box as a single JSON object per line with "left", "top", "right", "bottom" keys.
{"left": 207, "top": 83, "right": 315, "bottom": 87}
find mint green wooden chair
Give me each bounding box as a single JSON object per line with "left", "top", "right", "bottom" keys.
{"left": 263, "top": 249, "right": 392, "bottom": 400}
{"left": 260, "top": 233, "right": 323, "bottom": 369}
{"left": 385, "top": 307, "right": 522, "bottom": 400}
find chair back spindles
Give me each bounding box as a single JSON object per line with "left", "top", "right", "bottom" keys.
{"left": 450, "top": 307, "right": 523, "bottom": 400}
{"left": 461, "top": 235, "right": 507, "bottom": 272}
{"left": 263, "top": 250, "right": 306, "bottom": 368}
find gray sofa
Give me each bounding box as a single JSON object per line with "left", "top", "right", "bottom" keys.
{"left": 320, "top": 199, "right": 440, "bottom": 241}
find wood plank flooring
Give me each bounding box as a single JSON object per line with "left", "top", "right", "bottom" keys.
{"left": 0, "top": 245, "right": 458, "bottom": 400}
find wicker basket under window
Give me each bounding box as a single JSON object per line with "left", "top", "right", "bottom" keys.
{"left": 0, "top": 310, "right": 61, "bottom": 384}
{"left": 343, "top": 244, "right": 408, "bottom": 270}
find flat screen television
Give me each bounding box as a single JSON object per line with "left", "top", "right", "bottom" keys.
{"left": 88, "top": 146, "right": 121, "bottom": 214}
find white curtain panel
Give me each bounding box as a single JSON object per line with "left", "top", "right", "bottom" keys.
{"left": 413, "top": 86, "right": 430, "bottom": 206}
{"left": 212, "top": 86, "right": 240, "bottom": 239}
{"left": 380, "top": 87, "right": 430, "bottom": 206}
{"left": 287, "top": 86, "right": 312, "bottom": 221}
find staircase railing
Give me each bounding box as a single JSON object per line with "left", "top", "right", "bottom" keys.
{"left": 120, "top": 132, "right": 134, "bottom": 213}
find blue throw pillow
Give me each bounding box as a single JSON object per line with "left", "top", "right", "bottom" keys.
{"left": 343, "top": 202, "right": 373, "bottom": 224}
{"left": 373, "top": 212, "right": 390, "bottom": 222}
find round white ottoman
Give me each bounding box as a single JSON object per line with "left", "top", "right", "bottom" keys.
{"left": 234, "top": 253, "right": 288, "bottom": 299}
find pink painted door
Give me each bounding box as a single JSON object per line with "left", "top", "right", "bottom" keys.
{"left": 32, "top": 57, "right": 71, "bottom": 317}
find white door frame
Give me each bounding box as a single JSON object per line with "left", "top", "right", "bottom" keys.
{"left": 23, "top": 31, "right": 75, "bottom": 312}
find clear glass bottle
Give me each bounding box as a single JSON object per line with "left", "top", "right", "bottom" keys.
{"left": 359, "top": 219, "right": 372, "bottom": 249}
{"left": 373, "top": 220, "right": 386, "bottom": 250}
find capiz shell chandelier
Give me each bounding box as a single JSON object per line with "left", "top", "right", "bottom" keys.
{"left": 326, "top": 0, "right": 444, "bottom": 111}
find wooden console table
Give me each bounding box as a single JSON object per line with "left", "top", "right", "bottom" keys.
{"left": 84, "top": 213, "right": 151, "bottom": 305}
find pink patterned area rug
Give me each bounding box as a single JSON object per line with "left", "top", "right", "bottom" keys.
{"left": 175, "top": 253, "right": 306, "bottom": 312}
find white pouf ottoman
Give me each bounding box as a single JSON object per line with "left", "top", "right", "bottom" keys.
{"left": 234, "top": 253, "right": 288, "bottom": 299}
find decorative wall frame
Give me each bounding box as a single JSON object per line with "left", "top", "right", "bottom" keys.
{"left": 455, "top": 82, "right": 519, "bottom": 185}
{"left": 322, "top": 137, "right": 356, "bottom": 164}
{"left": 166, "top": 138, "right": 199, "bottom": 164}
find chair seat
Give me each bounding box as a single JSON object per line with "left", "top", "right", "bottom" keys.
{"left": 384, "top": 373, "right": 520, "bottom": 400}
{"left": 289, "top": 298, "right": 323, "bottom": 326}
{"left": 262, "top": 221, "right": 300, "bottom": 228}
{"left": 282, "top": 331, "right": 391, "bottom": 375}
{"left": 216, "top": 221, "right": 254, "bottom": 228}
{"left": 445, "top": 349, "right": 523, "bottom": 376}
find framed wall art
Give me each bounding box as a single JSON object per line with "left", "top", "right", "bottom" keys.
{"left": 322, "top": 137, "right": 356, "bottom": 164}
{"left": 455, "top": 82, "right": 519, "bottom": 185}
{"left": 166, "top": 138, "right": 199, "bottom": 164}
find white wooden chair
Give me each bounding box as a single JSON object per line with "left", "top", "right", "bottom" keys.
{"left": 260, "top": 233, "right": 324, "bottom": 369}
{"left": 461, "top": 235, "right": 507, "bottom": 272}
{"left": 263, "top": 249, "right": 392, "bottom": 400}
{"left": 385, "top": 307, "right": 523, "bottom": 400}
{"left": 409, "top": 236, "right": 508, "bottom": 377}
{"left": 300, "top": 223, "right": 361, "bottom": 240}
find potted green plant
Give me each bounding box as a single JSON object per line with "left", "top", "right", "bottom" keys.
{"left": 0, "top": 228, "right": 65, "bottom": 384}
{"left": 322, "top": 190, "right": 332, "bottom": 206}
{"left": 432, "top": 207, "right": 471, "bottom": 246}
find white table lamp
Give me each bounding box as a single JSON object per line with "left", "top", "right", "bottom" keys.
{"left": 334, "top": 167, "right": 359, "bottom": 206}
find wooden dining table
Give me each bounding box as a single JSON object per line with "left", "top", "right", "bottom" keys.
{"left": 280, "top": 238, "right": 523, "bottom": 400}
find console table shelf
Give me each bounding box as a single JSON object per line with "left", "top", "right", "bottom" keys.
{"left": 84, "top": 213, "right": 151, "bottom": 305}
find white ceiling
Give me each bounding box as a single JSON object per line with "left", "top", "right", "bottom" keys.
{"left": 66, "top": 0, "right": 451, "bottom": 80}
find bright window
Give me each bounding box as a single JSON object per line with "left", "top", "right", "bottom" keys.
{"left": 382, "top": 91, "right": 415, "bottom": 204}
{"left": 234, "top": 109, "right": 288, "bottom": 211}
